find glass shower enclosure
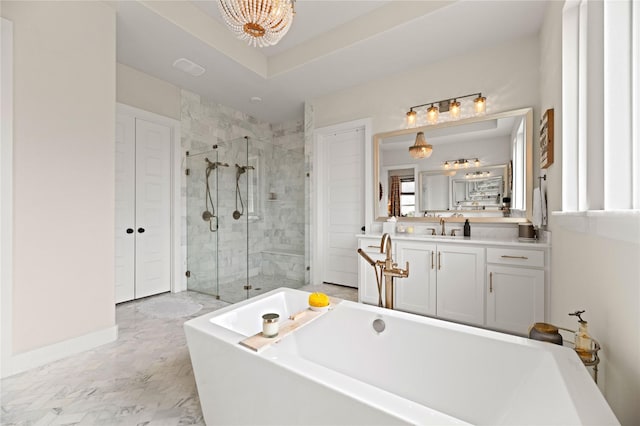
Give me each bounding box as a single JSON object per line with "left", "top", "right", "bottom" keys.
{"left": 185, "top": 136, "right": 305, "bottom": 304}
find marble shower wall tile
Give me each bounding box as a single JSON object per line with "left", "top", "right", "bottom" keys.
{"left": 181, "top": 90, "right": 306, "bottom": 301}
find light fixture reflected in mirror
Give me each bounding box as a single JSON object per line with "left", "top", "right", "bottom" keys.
{"left": 408, "top": 132, "right": 433, "bottom": 159}
{"left": 443, "top": 158, "right": 479, "bottom": 169}
{"left": 465, "top": 171, "right": 491, "bottom": 178}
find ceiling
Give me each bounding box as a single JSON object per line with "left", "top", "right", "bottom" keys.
{"left": 116, "top": 1, "right": 548, "bottom": 124}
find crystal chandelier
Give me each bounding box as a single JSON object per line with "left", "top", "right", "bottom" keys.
{"left": 408, "top": 132, "right": 433, "bottom": 159}
{"left": 218, "top": 0, "right": 295, "bottom": 48}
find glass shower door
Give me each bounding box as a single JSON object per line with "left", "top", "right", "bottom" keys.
{"left": 186, "top": 148, "right": 220, "bottom": 298}
{"left": 215, "top": 137, "right": 250, "bottom": 303}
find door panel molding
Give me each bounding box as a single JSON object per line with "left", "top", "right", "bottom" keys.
{"left": 312, "top": 118, "right": 372, "bottom": 286}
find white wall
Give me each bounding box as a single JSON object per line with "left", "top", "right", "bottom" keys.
{"left": 312, "top": 34, "right": 541, "bottom": 135}
{"left": 1, "top": 1, "right": 117, "bottom": 372}
{"left": 539, "top": 3, "right": 640, "bottom": 425}
{"left": 116, "top": 63, "right": 181, "bottom": 120}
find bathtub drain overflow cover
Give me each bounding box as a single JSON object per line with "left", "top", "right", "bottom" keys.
{"left": 373, "top": 318, "right": 386, "bottom": 334}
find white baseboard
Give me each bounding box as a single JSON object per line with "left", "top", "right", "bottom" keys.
{"left": 1, "top": 325, "right": 118, "bottom": 378}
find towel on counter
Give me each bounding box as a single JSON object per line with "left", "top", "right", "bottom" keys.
{"left": 532, "top": 186, "right": 548, "bottom": 228}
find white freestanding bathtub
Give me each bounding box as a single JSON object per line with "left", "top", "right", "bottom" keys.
{"left": 184, "top": 288, "right": 618, "bottom": 425}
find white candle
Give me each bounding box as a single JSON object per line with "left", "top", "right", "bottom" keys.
{"left": 262, "top": 313, "right": 279, "bottom": 337}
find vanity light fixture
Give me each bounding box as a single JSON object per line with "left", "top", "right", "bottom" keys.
{"left": 405, "top": 93, "right": 487, "bottom": 127}
{"left": 449, "top": 100, "right": 461, "bottom": 119}
{"left": 406, "top": 110, "right": 417, "bottom": 127}
{"left": 218, "top": 0, "right": 295, "bottom": 47}
{"left": 474, "top": 95, "right": 487, "bottom": 114}
{"left": 408, "top": 132, "right": 433, "bottom": 159}
{"left": 426, "top": 104, "right": 439, "bottom": 124}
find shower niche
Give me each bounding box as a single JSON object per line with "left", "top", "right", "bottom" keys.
{"left": 185, "top": 136, "right": 305, "bottom": 304}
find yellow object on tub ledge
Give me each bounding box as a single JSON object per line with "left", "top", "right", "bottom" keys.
{"left": 308, "top": 292, "right": 330, "bottom": 308}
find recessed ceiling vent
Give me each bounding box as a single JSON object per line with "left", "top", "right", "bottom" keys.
{"left": 172, "top": 58, "right": 205, "bottom": 77}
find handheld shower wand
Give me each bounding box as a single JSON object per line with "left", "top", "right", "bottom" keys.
{"left": 202, "top": 158, "right": 228, "bottom": 231}
{"left": 232, "top": 164, "right": 255, "bottom": 220}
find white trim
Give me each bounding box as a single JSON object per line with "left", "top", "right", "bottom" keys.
{"left": 116, "top": 103, "right": 185, "bottom": 294}
{"left": 312, "top": 118, "right": 372, "bottom": 285}
{"left": 634, "top": 0, "right": 640, "bottom": 209}
{"left": 562, "top": 2, "right": 580, "bottom": 211}
{"left": 1, "top": 17, "right": 14, "bottom": 378}
{"left": 5, "top": 326, "right": 118, "bottom": 378}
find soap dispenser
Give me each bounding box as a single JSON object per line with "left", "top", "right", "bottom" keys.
{"left": 463, "top": 219, "right": 471, "bottom": 237}
{"left": 569, "top": 310, "right": 593, "bottom": 362}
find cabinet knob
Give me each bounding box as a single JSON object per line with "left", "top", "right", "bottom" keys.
{"left": 137, "top": 227, "right": 145, "bottom": 233}
{"left": 126, "top": 228, "right": 134, "bottom": 234}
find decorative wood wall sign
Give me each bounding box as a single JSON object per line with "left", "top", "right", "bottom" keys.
{"left": 540, "top": 108, "right": 554, "bottom": 169}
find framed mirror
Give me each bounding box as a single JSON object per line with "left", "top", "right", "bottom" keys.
{"left": 373, "top": 108, "right": 532, "bottom": 222}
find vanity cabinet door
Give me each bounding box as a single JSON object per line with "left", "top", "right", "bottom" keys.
{"left": 486, "top": 265, "right": 544, "bottom": 335}
{"left": 436, "top": 245, "right": 486, "bottom": 326}
{"left": 358, "top": 239, "right": 387, "bottom": 306}
{"left": 395, "top": 241, "right": 437, "bottom": 316}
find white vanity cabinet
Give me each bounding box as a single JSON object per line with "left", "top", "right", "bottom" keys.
{"left": 357, "top": 234, "right": 550, "bottom": 336}
{"left": 434, "top": 244, "right": 486, "bottom": 325}
{"left": 394, "top": 241, "right": 437, "bottom": 316}
{"left": 486, "top": 248, "right": 545, "bottom": 335}
{"left": 357, "top": 237, "right": 389, "bottom": 306}
{"left": 363, "top": 239, "right": 485, "bottom": 323}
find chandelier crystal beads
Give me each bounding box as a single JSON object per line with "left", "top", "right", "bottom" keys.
{"left": 218, "top": 0, "right": 295, "bottom": 48}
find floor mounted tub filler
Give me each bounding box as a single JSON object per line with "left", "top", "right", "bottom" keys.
{"left": 184, "top": 288, "right": 618, "bottom": 425}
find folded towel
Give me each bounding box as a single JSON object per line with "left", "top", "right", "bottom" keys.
{"left": 540, "top": 183, "right": 548, "bottom": 226}
{"left": 532, "top": 187, "right": 542, "bottom": 228}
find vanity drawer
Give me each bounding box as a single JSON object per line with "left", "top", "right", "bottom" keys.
{"left": 487, "top": 248, "right": 544, "bottom": 268}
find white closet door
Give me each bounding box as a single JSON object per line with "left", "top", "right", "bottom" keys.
{"left": 115, "top": 114, "right": 135, "bottom": 303}
{"left": 134, "top": 118, "right": 172, "bottom": 299}
{"left": 322, "top": 128, "right": 364, "bottom": 287}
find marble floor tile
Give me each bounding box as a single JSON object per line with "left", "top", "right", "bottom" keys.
{"left": 1, "top": 284, "right": 356, "bottom": 426}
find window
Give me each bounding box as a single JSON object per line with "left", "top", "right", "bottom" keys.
{"left": 562, "top": 0, "right": 640, "bottom": 211}
{"left": 400, "top": 178, "right": 415, "bottom": 216}
{"left": 387, "top": 167, "right": 417, "bottom": 217}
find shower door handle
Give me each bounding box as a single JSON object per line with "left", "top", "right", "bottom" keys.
{"left": 137, "top": 228, "right": 145, "bottom": 233}
{"left": 126, "top": 228, "right": 134, "bottom": 234}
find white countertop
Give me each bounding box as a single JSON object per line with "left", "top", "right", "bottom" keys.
{"left": 358, "top": 233, "right": 551, "bottom": 248}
